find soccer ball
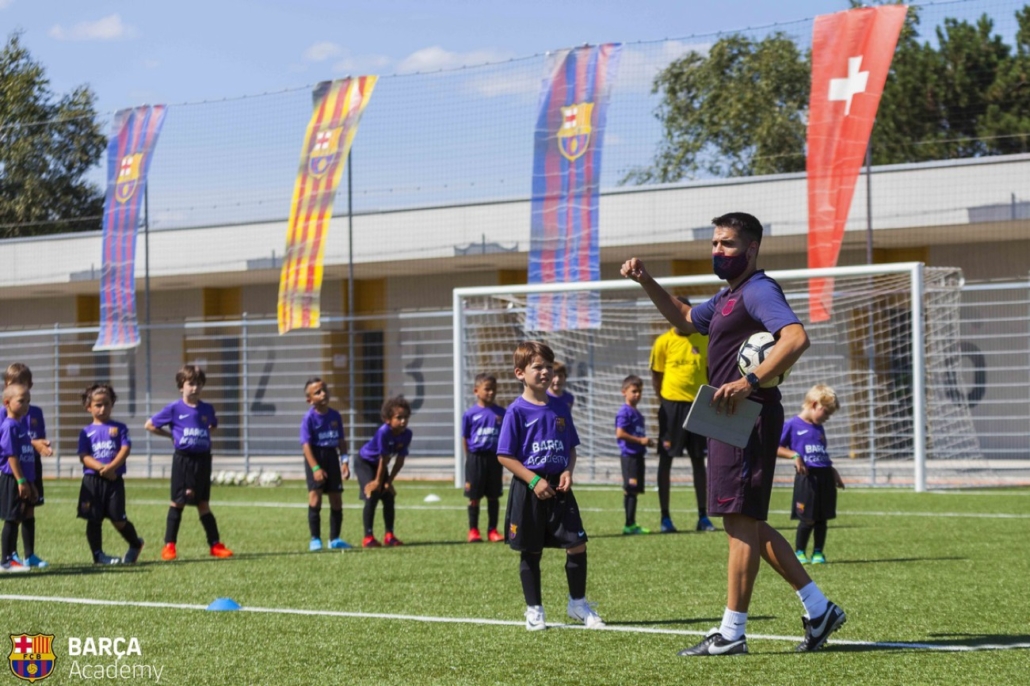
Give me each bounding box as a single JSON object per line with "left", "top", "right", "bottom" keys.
{"left": 737, "top": 331, "right": 791, "bottom": 388}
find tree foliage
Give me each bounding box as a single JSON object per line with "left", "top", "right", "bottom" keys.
{"left": 629, "top": 3, "right": 1030, "bottom": 183}
{"left": 0, "top": 33, "right": 106, "bottom": 237}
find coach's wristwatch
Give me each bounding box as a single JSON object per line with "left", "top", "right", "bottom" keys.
{"left": 745, "top": 372, "right": 761, "bottom": 391}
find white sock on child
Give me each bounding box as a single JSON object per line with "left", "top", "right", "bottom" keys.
{"left": 797, "top": 581, "right": 828, "bottom": 619}
{"left": 719, "top": 608, "right": 748, "bottom": 640}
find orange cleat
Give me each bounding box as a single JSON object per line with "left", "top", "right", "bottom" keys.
{"left": 210, "top": 542, "right": 234, "bottom": 558}
{"left": 160, "top": 543, "right": 177, "bottom": 561}
{"left": 362, "top": 535, "right": 381, "bottom": 548}
{"left": 487, "top": 528, "right": 504, "bottom": 543}
{"left": 383, "top": 532, "right": 403, "bottom": 547}
{"left": 468, "top": 528, "right": 483, "bottom": 543}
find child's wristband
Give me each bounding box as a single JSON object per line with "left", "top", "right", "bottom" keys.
{"left": 793, "top": 453, "right": 802, "bottom": 460}
{"left": 16, "top": 477, "right": 26, "bottom": 485}
{"left": 340, "top": 455, "right": 349, "bottom": 465}
{"left": 528, "top": 475, "right": 542, "bottom": 490}
{"left": 312, "top": 465, "right": 322, "bottom": 473}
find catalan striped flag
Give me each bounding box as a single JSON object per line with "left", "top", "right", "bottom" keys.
{"left": 527, "top": 44, "right": 621, "bottom": 332}
{"left": 93, "top": 105, "right": 166, "bottom": 352}
{"left": 278, "top": 77, "right": 377, "bottom": 334}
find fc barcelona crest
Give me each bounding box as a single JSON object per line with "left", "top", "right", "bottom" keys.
{"left": 557, "top": 102, "right": 594, "bottom": 161}
{"left": 556, "top": 417, "right": 566, "bottom": 432}
{"left": 9, "top": 634, "right": 56, "bottom": 683}
{"left": 308, "top": 126, "right": 344, "bottom": 178}
{"left": 115, "top": 153, "right": 143, "bottom": 204}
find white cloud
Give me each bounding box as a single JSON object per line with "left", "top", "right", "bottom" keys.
{"left": 49, "top": 14, "right": 136, "bottom": 41}
{"left": 332, "top": 52, "right": 391, "bottom": 76}
{"left": 303, "top": 41, "right": 343, "bottom": 62}
{"left": 396, "top": 46, "right": 514, "bottom": 74}
{"left": 0, "top": 1, "right": 14, "bottom": 10}
{"left": 617, "top": 40, "right": 711, "bottom": 93}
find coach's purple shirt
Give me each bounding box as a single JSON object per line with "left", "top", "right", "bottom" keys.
{"left": 300, "top": 407, "right": 345, "bottom": 448}
{"left": 498, "top": 396, "right": 579, "bottom": 475}
{"left": 462, "top": 403, "right": 505, "bottom": 453}
{"left": 150, "top": 400, "right": 218, "bottom": 454}
{"left": 0, "top": 416, "right": 35, "bottom": 481}
{"left": 690, "top": 270, "right": 801, "bottom": 404}
{"left": 615, "top": 403, "right": 647, "bottom": 458}
{"left": 78, "top": 421, "right": 131, "bottom": 476}
{"left": 780, "top": 416, "right": 832, "bottom": 468}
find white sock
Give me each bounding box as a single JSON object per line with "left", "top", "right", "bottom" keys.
{"left": 797, "top": 581, "right": 828, "bottom": 619}
{"left": 718, "top": 608, "right": 748, "bottom": 641}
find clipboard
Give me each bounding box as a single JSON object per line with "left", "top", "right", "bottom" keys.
{"left": 684, "top": 384, "right": 761, "bottom": 449}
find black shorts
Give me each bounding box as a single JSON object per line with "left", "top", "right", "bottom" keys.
{"left": 32, "top": 453, "right": 44, "bottom": 506}
{"left": 353, "top": 456, "right": 393, "bottom": 502}
{"left": 170, "top": 451, "right": 212, "bottom": 506}
{"left": 620, "top": 455, "right": 646, "bottom": 494}
{"left": 658, "top": 399, "right": 706, "bottom": 460}
{"left": 305, "top": 446, "right": 344, "bottom": 493}
{"left": 705, "top": 401, "right": 783, "bottom": 521}
{"left": 0, "top": 473, "right": 29, "bottom": 522}
{"left": 464, "top": 450, "right": 503, "bottom": 500}
{"left": 77, "top": 474, "right": 128, "bottom": 523}
{"left": 791, "top": 467, "right": 838, "bottom": 523}
{"left": 504, "top": 473, "right": 588, "bottom": 553}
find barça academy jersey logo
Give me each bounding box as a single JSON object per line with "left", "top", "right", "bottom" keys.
{"left": 557, "top": 103, "right": 593, "bottom": 161}
{"left": 115, "top": 154, "right": 142, "bottom": 204}
{"left": 555, "top": 417, "right": 566, "bottom": 433}
{"left": 307, "top": 126, "right": 344, "bottom": 178}
{"left": 8, "top": 634, "right": 55, "bottom": 683}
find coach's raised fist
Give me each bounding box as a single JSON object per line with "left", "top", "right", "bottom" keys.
{"left": 621, "top": 258, "right": 648, "bottom": 282}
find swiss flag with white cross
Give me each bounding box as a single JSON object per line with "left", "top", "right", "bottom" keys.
{"left": 806, "top": 5, "right": 907, "bottom": 322}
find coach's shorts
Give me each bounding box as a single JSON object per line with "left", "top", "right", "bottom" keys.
{"left": 620, "top": 455, "right": 646, "bottom": 494}
{"left": 706, "top": 401, "right": 784, "bottom": 521}
{"left": 791, "top": 467, "right": 838, "bottom": 523}
{"left": 658, "top": 399, "right": 706, "bottom": 460}
{"left": 170, "top": 451, "right": 212, "bottom": 506}
{"left": 353, "top": 456, "right": 393, "bottom": 502}
{"left": 504, "top": 474, "right": 588, "bottom": 553}
{"left": 305, "top": 446, "right": 344, "bottom": 493}
{"left": 77, "top": 473, "right": 128, "bottom": 523}
{"left": 32, "top": 453, "right": 44, "bottom": 506}
{"left": 0, "top": 473, "right": 29, "bottom": 523}
{"left": 464, "top": 450, "right": 503, "bottom": 500}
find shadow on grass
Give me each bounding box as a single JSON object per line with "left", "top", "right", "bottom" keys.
{"left": 606, "top": 614, "right": 776, "bottom": 628}
{"left": 820, "top": 556, "right": 967, "bottom": 565}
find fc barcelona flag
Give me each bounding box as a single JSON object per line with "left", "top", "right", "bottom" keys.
{"left": 807, "top": 5, "right": 906, "bottom": 321}
{"left": 527, "top": 44, "right": 621, "bottom": 331}
{"left": 278, "top": 77, "right": 376, "bottom": 334}
{"left": 93, "top": 105, "right": 166, "bottom": 351}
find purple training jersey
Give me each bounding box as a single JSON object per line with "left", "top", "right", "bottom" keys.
{"left": 150, "top": 399, "right": 218, "bottom": 454}
{"left": 547, "top": 390, "right": 575, "bottom": 411}
{"left": 780, "top": 416, "right": 832, "bottom": 468}
{"left": 690, "top": 270, "right": 801, "bottom": 404}
{"left": 358, "top": 424, "right": 412, "bottom": 464}
{"left": 21, "top": 405, "right": 46, "bottom": 458}
{"left": 0, "top": 416, "right": 35, "bottom": 481}
{"left": 497, "top": 396, "right": 579, "bottom": 475}
{"left": 462, "top": 403, "right": 505, "bottom": 453}
{"left": 615, "top": 403, "right": 647, "bottom": 458}
{"left": 300, "top": 407, "right": 345, "bottom": 448}
{"left": 78, "top": 421, "right": 131, "bottom": 476}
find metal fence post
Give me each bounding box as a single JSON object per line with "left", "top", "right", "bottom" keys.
{"left": 53, "top": 323, "right": 61, "bottom": 477}
{"left": 241, "top": 313, "right": 250, "bottom": 474}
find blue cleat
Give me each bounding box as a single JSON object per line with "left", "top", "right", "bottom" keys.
{"left": 309, "top": 538, "right": 323, "bottom": 552}
{"left": 328, "top": 538, "right": 352, "bottom": 550}
{"left": 660, "top": 517, "right": 678, "bottom": 534}
{"left": 696, "top": 516, "right": 717, "bottom": 532}
{"left": 24, "top": 554, "right": 49, "bottom": 568}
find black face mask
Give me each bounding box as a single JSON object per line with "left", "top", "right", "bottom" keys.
{"left": 713, "top": 252, "right": 750, "bottom": 280}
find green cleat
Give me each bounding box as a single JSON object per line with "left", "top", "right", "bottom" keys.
{"left": 795, "top": 549, "right": 809, "bottom": 565}
{"left": 622, "top": 524, "right": 651, "bottom": 535}
{"left": 811, "top": 551, "right": 827, "bottom": 564}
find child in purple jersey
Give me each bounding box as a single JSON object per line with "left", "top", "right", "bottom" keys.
{"left": 0, "top": 384, "right": 35, "bottom": 572}
{"left": 462, "top": 373, "right": 506, "bottom": 543}
{"left": 77, "top": 384, "right": 144, "bottom": 565}
{"left": 4, "top": 363, "right": 53, "bottom": 568}
{"left": 615, "top": 375, "right": 655, "bottom": 536}
{"left": 300, "top": 378, "right": 351, "bottom": 552}
{"left": 356, "top": 396, "right": 412, "bottom": 548}
{"left": 778, "top": 385, "right": 844, "bottom": 566}
{"left": 145, "top": 365, "right": 233, "bottom": 561}
{"left": 497, "top": 341, "right": 604, "bottom": 631}
{"left": 547, "top": 361, "right": 575, "bottom": 411}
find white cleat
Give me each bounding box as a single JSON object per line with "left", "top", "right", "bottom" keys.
{"left": 567, "top": 597, "right": 606, "bottom": 629}
{"left": 525, "top": 605, "right": 546, "bottom": 631}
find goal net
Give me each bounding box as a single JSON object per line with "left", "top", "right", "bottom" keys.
{"left": 453, "top": 263, "right": 995, "bottom": 491}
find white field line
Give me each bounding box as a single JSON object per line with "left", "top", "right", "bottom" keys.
{"left": 2, "top": 594, "right": 1028, "bottom": 653}
{"left": 38, "top": 497, "right": 1030, "bottom": 519}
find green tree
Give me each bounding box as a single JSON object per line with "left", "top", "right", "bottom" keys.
{"left": 623, "top": 32, "right": 810, "bottom": 183}
{"left": 980, "top": 5, "right": 1030, "bottom": 153}
{"left": 0, "top": 33, "right": 106, "bottom": 237}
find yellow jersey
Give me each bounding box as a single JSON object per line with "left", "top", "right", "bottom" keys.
{"left": 649, "top": 328, "right": 708, "bottom": 402}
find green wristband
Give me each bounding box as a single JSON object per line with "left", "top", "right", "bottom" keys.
{"left": 312, "top": 465, "right": 322, "bottom": 473}
{"left": 16, "top": 477, "right": 26, "bottom": 485}
{"left": 528, "top": 475, "right": 542, "bottom": 490}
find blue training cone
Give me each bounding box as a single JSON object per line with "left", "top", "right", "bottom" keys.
{"left": 207, "top": 597, "right": 242, "bottom": 612}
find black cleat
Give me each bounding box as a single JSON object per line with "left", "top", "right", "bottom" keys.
{"left": 796, "top": 602, "right": 847, "bottom": 652}
{"left": 678, "top": 629, "right": 748, "bottom": 656}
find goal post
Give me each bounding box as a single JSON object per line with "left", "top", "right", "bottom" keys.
{"left": 453, "top": 262, "right": 981, "bottom": 492}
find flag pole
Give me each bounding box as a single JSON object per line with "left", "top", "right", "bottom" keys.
{"left": 144, "top": 183, "right": 153, "bottom": 478}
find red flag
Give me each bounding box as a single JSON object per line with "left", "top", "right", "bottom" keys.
{"left": 807, "top": 5, "right": 906, "bottom": 322}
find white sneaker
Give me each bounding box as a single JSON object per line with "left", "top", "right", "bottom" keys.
{"left": 567, "top": 597, "right": 606, "bottom": 629}
{"left": 525, "top": 605, "right": 546, "bottom": 631}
